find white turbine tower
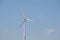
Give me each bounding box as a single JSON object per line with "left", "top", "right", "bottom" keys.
{"left": 18, "top": 15, "right": 32, "bottom": 40}
{"left": 23, "top": 16, "right": 32, "bottom": 40}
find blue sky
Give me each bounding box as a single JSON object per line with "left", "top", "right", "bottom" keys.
{"left": 0, "top": 0, "right": 60, "bottom": 40}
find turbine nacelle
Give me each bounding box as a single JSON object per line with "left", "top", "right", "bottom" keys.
{"left": 23, "top": 17, "right": 32, "bottom": 23}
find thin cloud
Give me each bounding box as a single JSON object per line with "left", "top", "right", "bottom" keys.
{"left": 48, "top": 29, "right": 55, "bottom": 35}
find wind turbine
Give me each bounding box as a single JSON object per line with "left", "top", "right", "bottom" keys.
{"left": 18, "top": 15, "right": 32, "bottom": 40}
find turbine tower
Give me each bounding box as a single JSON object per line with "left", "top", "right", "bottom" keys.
{"left": 18, "top": 16, "right": 32, "bottom": 40}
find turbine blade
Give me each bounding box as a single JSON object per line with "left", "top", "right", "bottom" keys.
{"left": 20, "top": 8, "right": 25, "bottom": 18}
{"left": 17, "top": 21, "right": 25, "bottom": 30}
